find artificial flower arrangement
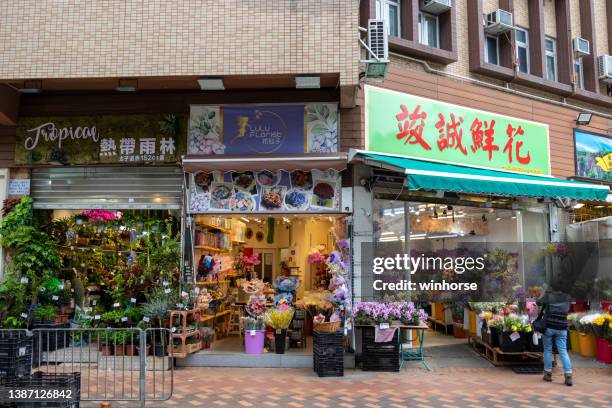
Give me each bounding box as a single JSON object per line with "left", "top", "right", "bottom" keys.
{"left": 242, "top": 278, "right": 264, "bottom": 295}
{"left": 245, "top": 294, "right": 267, "bottom": 317}
{"left": 263, "top": 307, "right": 295, "bottom": 332}
{"left": 241, "top": 316, "right": 266, "bottom": 331}
{"left": 307, "top": 250, "right": 326, "bottom": 264}
{"left": 300, "top": 290, "right": 333, "bottom": 319}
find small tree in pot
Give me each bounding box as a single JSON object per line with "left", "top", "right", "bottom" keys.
{"left": 142, "top": 288, "right": 174, "bottom": 356}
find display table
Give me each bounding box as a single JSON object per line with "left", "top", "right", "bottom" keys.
{"left": 356, "top": 323, "right": 429, "bottom": 371}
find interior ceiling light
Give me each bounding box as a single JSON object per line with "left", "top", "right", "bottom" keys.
{"left": 116, "top": 78, "right": 137, "bottom": 92}
{"left": 18, "top": 79, "right": 43, "bottom": 94}
{"left": 295, "top": 75, "right": 320, "bottom": 89}
{"left": 575, "top": 112, "right": 592, "bottom": 125}
{"left": 198, "top": 77, "right": 225, "bottom": 91}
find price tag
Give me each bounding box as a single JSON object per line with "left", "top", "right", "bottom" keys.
{"left": 52, "top": 295, "right": 59, "bottom": 301}
{"left": 164, "top": 288, "right": 171, "bottom": 294}
{"left": 92, "top": 300, "right": 97, "bottom": 306}
{"left": 379, "top": 323, "right": 390, "bottom": 330}
{"left": 131, "top": 298, "right": 137, "bottom": 303}
{"left": 58, "top": 284, "right": 64, "bottom": 290}
{"left": 20, "top": 277, "right": 28, "bottom": 284}
{"left": 181, "top": 291, "right": 188, "bottom": 297}
{"left": 143, "top": 317, "right": 150, "bottom": 322}
{"left": 113, "top": 303, "right": 120, "bottom": 308}
{"left": 162, "top": 281, "right": 169, "bottom": 287}
{"left": 40, "top": 287, "right": 46, "bottom": 292}
{"left": 84, "top": 307, "right": 92, "bottom": 312}
{"left": 71, "top": 288, "right": 74, "bottom": 293}
{"left": 249, "top": 330, "right": 256, "bottom": 336}
{"left": 19, "top": 347, "right": 26, "bottom": 357}
{"left": 20, "top": 313, "right": 28, "bottom": 319}
{"left": 171, "top": 327, "right": 177, "bottom": 333}
{"left": 509, "top": 331, "right": 521, "bottom": 342}
{"left": 94, "top": 315, "right": 101, "bottom": 320}
{"left": 121, "top": 317, "right": 128, "bottom": 322}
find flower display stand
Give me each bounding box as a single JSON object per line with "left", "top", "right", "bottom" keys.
{"left": 468, "top": 335, "right": 548, "bottom": 366}
{"left": 169, "top": 309, "right": 202, "bottom": 358}
{"left": 313, "top": 330, "right": 344, "bottom": 377}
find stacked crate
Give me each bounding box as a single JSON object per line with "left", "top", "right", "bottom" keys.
{"left": 361, "top": 326, "right": 400, "bottom": 372}
{"left": 0, "top": 331, "right": 32, "bottom": 379}
{"left": 313, "top": 331, "right": 344, "bottom": 377}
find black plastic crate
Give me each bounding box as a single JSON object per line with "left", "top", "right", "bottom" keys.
{"left": 9, "top": 372, "right": 81, "bottom": 408}
{"left": 361, "top": 326, "right": 399, "bottom": 348}
{"left": 497, "top": 331, "right": 527, "bottom": 353}
{"left": 313, "top": 331, "right": 343, "bottom": 377}
{"left": 0, "top": 333, "right": 32, "bottom": 379}
{"left": 362, "top": 354, "right": 400, "bottom": 372}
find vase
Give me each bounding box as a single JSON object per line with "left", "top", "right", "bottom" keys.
{"left": 244, "top": 330, "right": 265, "bottom": 354}
{"left": 578, "top": 332, "right": 596, "bottom": 357}
{"left": 274, "top": 329, "right": 287, "bottom": 354}
{"left": 595, "top": 337, "right": 612, "bottom": 364}
{"left": 569, "top": 329, "right": 581, "bottom": 353}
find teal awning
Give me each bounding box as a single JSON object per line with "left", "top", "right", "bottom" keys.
{"left": 352, "top": 151, "right": 610, "bottom": 201}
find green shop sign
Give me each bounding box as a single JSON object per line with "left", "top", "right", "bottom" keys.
{"left": 365, "top": 86, "right": 551, "bottom": 175}
{"left": 15, "top": 114, "right": 186, "bottom": 165}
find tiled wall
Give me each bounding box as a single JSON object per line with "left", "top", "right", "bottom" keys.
{"left": 0, "top": 0, "right": 359, "bottom": 86}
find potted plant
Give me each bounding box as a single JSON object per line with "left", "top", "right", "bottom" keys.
{"left": 591, "top": 313, "right": 611, "bottom": 363}
{"left": 99, "top": 331, "right": 114, "bottom": 356}
{"left": 142, "top": 288, "right": 173, "bottom": 357}
{"left": 263, "top": 308, "right": 294, "bottom": 354}
{"left": 33, "top": 304, "right": 58, "bottom": 323}
{"left": 496, "top": 315, "right": 529, "bottom": 353}
{"left": 575, "top": 313, "right": 598, "bottom": 357}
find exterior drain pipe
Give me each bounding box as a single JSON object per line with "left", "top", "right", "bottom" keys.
{"left": 389, "top": 51, "right": 612, "bottom": 120}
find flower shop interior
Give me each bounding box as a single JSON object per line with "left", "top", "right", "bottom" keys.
{"left": 184, "top": 213, "right": 351, "bottom": 361}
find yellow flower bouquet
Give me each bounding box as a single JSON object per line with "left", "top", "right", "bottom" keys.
{"left": 264, "top": 307, "right": 295, "bottom": 332}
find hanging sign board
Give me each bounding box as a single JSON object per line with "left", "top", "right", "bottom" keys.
{"left": 189, "top": 169, "right": 341, "bottom": 213}
{"left": 15, "top": 114, "right": 186, "bottom": 165}
{"left": 574, "top": 129, "right": 612, "bottom": 182}
{"left": 365, "top": 85, "right": 551, "bottom": 175}
{"left": 187, "top": 103, "right": 339, "bottom": 155}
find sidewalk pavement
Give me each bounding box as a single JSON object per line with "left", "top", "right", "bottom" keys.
{"left": 83, "top": 365, "right": 611, "bottom": 407}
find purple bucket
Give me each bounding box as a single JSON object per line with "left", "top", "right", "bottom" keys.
{"left": 244, "top": 330, "right": 265, "bottom": 354}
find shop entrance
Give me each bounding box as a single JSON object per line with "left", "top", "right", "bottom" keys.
{"left": 185, "top": 213, "right": 349, "bottom": 366}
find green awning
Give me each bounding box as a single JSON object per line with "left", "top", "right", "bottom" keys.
{"left": 352, "top": 151, "right": 610, "bottom": 201}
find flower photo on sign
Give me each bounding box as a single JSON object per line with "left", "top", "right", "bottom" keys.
{"left": 305, "top": 103, "right": 338, "bottom": 153}
{"left": 188, "top": 106, "right": 225, "bottom": 154}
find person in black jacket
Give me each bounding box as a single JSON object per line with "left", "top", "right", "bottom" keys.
{"left": 537, "top": 284, "right": 573, "bottom": 386}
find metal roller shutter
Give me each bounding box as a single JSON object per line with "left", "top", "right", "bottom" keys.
{"left": 31, "top": 167, "right": 184, "bottom": 210}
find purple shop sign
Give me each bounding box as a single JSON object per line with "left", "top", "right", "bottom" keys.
{"left": 188, "top": 103, "right": 339, "bottom": 155}
{"left": 222, "top": 105, "right": 305, "bottom": 154}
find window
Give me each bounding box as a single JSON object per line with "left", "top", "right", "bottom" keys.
{"left": 515, "top": 28, "right": 529, "bottom": 74}
{"left": 418, "top": 12, "right": 439, "bottom": 48}
{"left": 376, "top": 0, "right": 400, "bottom": 37}
{"left": 485, "top": 35, "right": 499, "bottom": 65}
{"left": 544, "top": 37, "right": 557, "bottom": 81}
{"left": 574, "top": 58, "right": 584, "bottom": 89}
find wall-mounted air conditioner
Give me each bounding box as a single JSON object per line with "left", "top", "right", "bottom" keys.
{"left": 367, "top": 19, "right": 389, "bottom": 61}
{"left": 573, "top": 37, "right": 590, "bottom": 58}
{"left": 598, "top": 55, "right": 612, "bottom": 82}
{"left": 485, "top": 9, "right": 513, "bottom": 34}
{"left": 420, "top": 0, "right": 451, "bottom": 15}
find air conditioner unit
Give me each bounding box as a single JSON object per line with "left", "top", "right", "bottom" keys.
{"left": 485, "top": 9, "right": 513, "bottom": 34}
{"left": 367, "top": 19, "right": 389, "bottom": 61}
{"left": 420, "top": 0, "right": 451, "bottom": 15}
{"left": 598, "top": 55, "right": 612, "bottom": 82}
{"left": 573, "top": 37, "right": 590, "bottom": 58}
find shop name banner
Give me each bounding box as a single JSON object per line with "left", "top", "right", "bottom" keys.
{"left": 188, "top": 103, "right": 338, "bottom": 155}
{"left": 574, "top": 129, "right": 612, "bottom": 181}
{"left": 15, "top": 114, "right": 186, "bottom": 165}
{"left": 365, "top": 86, "right": 551, "bottom": 175}
{"left": 189, "top": 169, "right": 341, "bottom": 213}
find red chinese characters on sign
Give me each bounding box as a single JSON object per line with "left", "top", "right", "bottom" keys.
{"left": 395, "top": 104, "right": 432, "bottom": 150}
{"left": 469, "top": 118, "right": 499, "bottom": 160}
{"left": 434, "top": 113, "right": 467, "bottom": 155}
{"left": 392, "top": 102, "right": 534, "bottom": 167}
{"left": 503, "top": 124, "right": 531, "bottom": 164}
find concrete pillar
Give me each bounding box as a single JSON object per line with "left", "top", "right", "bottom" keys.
{"left": 351, "top": 164, "right": 374, "bottom": 302}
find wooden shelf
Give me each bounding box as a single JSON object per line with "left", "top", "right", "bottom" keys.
{"left": 196, "top": 280, "right": 230, "bottom": 286}
{"left": 171, "top": 330, "right": 200, "bottom": 339}
{"left": 197, "top": 223, "right": 230, "bottom": 233}
{"left": 194, "top": 245, "right": 230, "bottom": 253}
{"left": 200, "top": 310, "right": 231, "bottom": 323}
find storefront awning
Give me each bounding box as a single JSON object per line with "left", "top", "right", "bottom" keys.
{"left": 351, "top": 151, "right": 610, "bottom": 201}
{"left": 182, "top": 153, "right": 348, "bottom": 173}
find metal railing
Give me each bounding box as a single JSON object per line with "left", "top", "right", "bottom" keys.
{"left": 1, "top": 328, "right": 173, "bottom": 406}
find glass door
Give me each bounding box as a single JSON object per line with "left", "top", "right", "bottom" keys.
{"left": 253, "top": 249, "right": 276, "bottom": 284}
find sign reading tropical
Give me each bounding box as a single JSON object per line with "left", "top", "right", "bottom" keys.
{"left": 574, "top": 129, "right": 612, "bottom": 181}
{"left": 365, "top": 86, "right": 551, "bottom": 175}
{"left": 15, "top": 114, "right": 186, "bottom": 165}
{"left": 188, "top": 103, "right": 339, "bottom": 155}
